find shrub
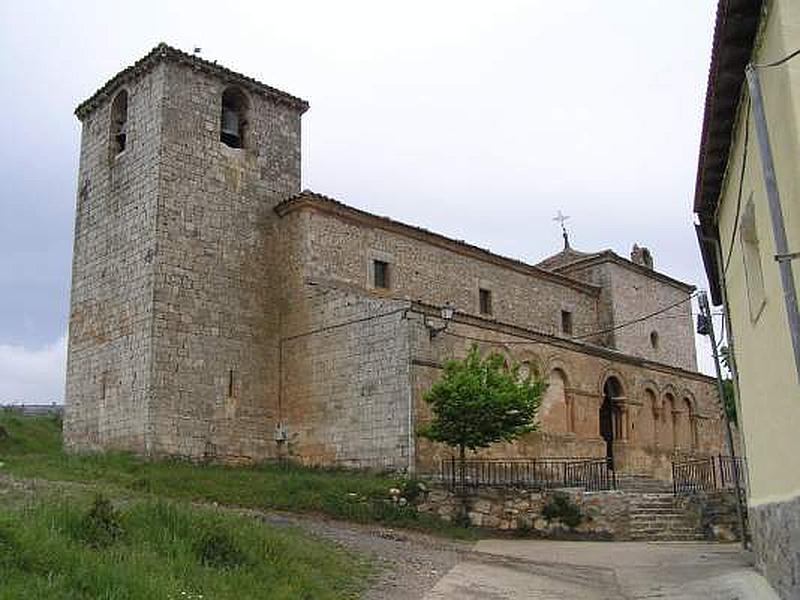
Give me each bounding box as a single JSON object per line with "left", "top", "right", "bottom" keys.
{"left": 541, "top": 492, "right": 582, "bottom": 529}
{"left": 75, "top": 495, "right": 125, "bottom": 548}
{"left": 399, "top": 478, "right": 428, "bottom": 504}
{"left": 196, "top": 531, "right": 250, "bottom": 569}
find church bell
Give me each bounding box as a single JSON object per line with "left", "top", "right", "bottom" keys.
{"left": 221, "top": 107, "right": 241, "bottom": 146}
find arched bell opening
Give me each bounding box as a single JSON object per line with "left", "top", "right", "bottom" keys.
{"left": 220, "top": 86, "right": 249, "bottom": 149}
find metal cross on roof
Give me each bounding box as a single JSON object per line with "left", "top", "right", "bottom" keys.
{"left": 553, "top": 210, "right": 571, "bottom": 248}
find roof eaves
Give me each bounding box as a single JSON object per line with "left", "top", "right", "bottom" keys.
{"left": 275, "top": 191, "right": 602, "bottom": 297}
{"left": 75, "top": 43, "right": 309, "bottom": 120}
{"left": 693, "top": 0, "right": 763, "bottom": 218}
{"left": 555, "top": 250, "right": 696, "bottom": 293}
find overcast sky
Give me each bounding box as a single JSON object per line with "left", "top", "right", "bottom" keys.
{"left": 0, "top": 0, "right": 722, "bottom": 403}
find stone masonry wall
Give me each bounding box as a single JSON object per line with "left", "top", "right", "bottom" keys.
{"left": 563, "top": 261, "right": 697, "bottom": 372}
{"left": 750, "top": 495, "right": 800, "bottom": 600}
{"left": 147, "top": 61, "right": 303, "bottom": 460}
{"left": 301, "top": 209, "right": 602, "bottom": 341}
{"left": 410, "top": 312, "right": 723, "bottom": 478}
{"left": 64, "top": 64, "right": 167, "bottom": 453}
{"left": 419, "top": 486, "right": 630, "bottom": 538}
{"left": 280, "top": 283, "right": 413, "bottom": 470}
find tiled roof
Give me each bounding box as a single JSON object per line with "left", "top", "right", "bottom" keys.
{"left": 551, "top": 250, "right": 696, "bottom": 293}
{"left": 693, "top": 0, "right": 763, "bottom": 304}
{"left": 275, "top": 190, "right": 602, "bottom": 296}
{"left": 536, "top": 246, "right": 601, "bottom": 271}
{"left": 693, "top": 0, "right": 762, "bottom": 218}
{"left": 75, "top": 43, "right": 309, "bottom": 120}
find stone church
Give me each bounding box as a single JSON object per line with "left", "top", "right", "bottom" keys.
{"left": 64, "top": 44, "right": 725, "bottom": 478}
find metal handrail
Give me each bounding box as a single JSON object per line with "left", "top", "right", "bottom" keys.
{"left": 440, "top": 456, "right": 616, "bottom": 492}
{"left": 672, "top": 455, "right": 747, "bottom": 495}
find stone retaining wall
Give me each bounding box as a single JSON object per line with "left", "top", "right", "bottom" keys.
{"left": 418, "top": 484, "right": 744, "bottom": 542}
{"left": 419, "top": 486, "right": 630, "bottom": 539}
{"left": 675, "top": 489, "right": 744, "bottom": 542}
{"left": 749, "top": 495, "right": 800, "bottom": 600}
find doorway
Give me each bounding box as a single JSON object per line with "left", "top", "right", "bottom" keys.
{"left": 600, "top": 377, "right": 623, "bottom": 469}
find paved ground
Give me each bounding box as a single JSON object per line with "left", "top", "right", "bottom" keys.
{"left": 424, "top": 540, "right": 780, "bottom": 600}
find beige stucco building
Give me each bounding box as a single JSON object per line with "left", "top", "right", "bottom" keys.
{"left": 694, "top": 1, "right": 800, "bottom": 598}
{"left": 64, "top": 44, "right": 726, "bottom": 486}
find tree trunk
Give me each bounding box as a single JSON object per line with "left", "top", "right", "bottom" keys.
{"left": 458, "top": 444, "right": 469, "bottom": 526}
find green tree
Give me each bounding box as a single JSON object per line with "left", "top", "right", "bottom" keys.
{"left": 418, "top": 345, "right": 545, "bottom": 462}
{"left": 719, "top": 346, "right": 737, "bottom": 424}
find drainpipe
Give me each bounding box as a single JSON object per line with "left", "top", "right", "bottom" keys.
{"left": 745, "top": 65, "right": 800, "bottom": 384}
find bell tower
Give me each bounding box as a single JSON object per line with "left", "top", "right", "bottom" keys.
{"left": 64, "top": 44, "right": 309, "bottom": 460}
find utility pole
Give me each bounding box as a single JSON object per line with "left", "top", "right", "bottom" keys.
{"left": 697, "top": 291, "right": 748, "bottom": 549}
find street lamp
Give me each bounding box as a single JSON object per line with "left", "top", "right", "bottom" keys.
{"left": 427, "top": 302, "right": 455, "bottom": 339}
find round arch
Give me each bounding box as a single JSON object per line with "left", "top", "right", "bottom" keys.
{"left": 220, "top": 85, "right": 251, "bottom": 148}
{"left": 599, "top": 373, "right": 626, "bottom": 469}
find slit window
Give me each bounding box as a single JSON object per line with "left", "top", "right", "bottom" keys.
{"left": 110, "top": 90, "right": 128, "bottom": 155}
{"left": 220, "top": 87, "right": 249, "bottom": 148}
{"left": 479, "top": 288, "right": 493, "bottom": 316}
{"left": 373, "top": 260, "right": 390, "bottom": 289}
{"left": 561, "top": 310, "right": 573, "bottom": 335}
{"left": 650, "top": 330, "right": 659, "bottom": 349}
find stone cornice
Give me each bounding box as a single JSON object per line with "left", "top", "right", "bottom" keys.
{"left": 75, "top": 43, "right": 309, "bottom": 120}
{"left": 555, "top": 251, "right": 696, "bottom": 294}
{"left": 276, "top": 190, "right": 602, "bottom": 297}
{"left": 410, "top": 301, "right": 716, "bottom": 386}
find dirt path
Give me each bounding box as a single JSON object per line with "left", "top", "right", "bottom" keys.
{"left": 4, "top": 475, "right": 774, "bottom": 599}
{"left": 223, "top": 508, "right": 471, "bottom": 600}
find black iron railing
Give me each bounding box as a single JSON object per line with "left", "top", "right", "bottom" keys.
{"left": 672, "top": 455, "right": 747, "bottom": 495}
{"left": 440, "top": 457, "right": 616, "bottom": 492}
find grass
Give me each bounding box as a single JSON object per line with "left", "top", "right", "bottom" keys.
{"left": 0, "top": 411, "right": 472, "bottom": 538}
{"left": 0, "top": 494, "right": 369, "bottom": 599}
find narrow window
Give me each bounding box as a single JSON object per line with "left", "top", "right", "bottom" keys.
{"left": 220, "top": 87, "right": 249, "bottom": 148}
{"left": 740, "top": 197, "right": 766, "bottom": 320}
{"left": 373, "top": 260, "right": 389, "bottom": 289}
{"left": 110, "top": 90, "right": 128, "bottom": 156}
{"left": 561, "top": 310, "right": 573, "bottom": 335}
{"left": 228, "top": 369, "right": 235, "bottom": 398}
{"left": 650, "top": 330, "right": 659, "bottom": 349}
{"left": 479, "top": 288, "right": 493, "bottom": 316}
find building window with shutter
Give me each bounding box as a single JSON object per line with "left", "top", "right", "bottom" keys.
{"left": 373, "top": 260, "right": 390, "bottom": 289}
{"left": 740, "top": 196, "right": 766, "bottom": 321}
{"left": 561, "top": 310, "right": 573, "bottom": 335}
{"left": 479, "top": 288, "right": 493, "bottom": 316}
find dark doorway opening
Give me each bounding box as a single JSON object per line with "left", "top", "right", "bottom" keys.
{"left": 600, "top": 377, "right": 623, "bottom": 469}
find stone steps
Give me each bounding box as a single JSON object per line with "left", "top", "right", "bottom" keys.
{"left": 619, "top": 477, "right": 706, "bottom": 541}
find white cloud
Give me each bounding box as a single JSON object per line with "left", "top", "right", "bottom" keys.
{"left": 0, "top": 335, "right": 66, "bottom": 404}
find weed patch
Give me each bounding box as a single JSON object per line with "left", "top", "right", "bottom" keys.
{"left": 0, "top": 498, "right": 368, "bottom": 599}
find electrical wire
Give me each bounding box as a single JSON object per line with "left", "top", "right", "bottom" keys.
{"left": 440, "top": 292, "right": 698, "bottom": 347}
{"left": 568, "top": 292, "right": 698, "bottom": 341}
{"left": 752, "top": 48, "right": 800, "bottom": 69}
{"left": 723, "top": 99, "right": 751, "bottom": 275}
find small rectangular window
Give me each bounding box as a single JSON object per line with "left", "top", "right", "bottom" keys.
{"left": 561, "top": 310, "right": 573, "bottom": 335}
{"left": 373, "top": 260, "right": 390, "bottom": 289}
{"left": 479, "top": 288, "right": 493, "bottom": 315}
{"left": 741, "top": 197, "right": 766, "bottom": 321}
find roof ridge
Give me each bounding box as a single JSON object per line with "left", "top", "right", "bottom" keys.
{"left": 75, "top": 42, "right": 309, "bottom": 120}
{"left": 275, "top": 190, "right": 602, "bottom": 297}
